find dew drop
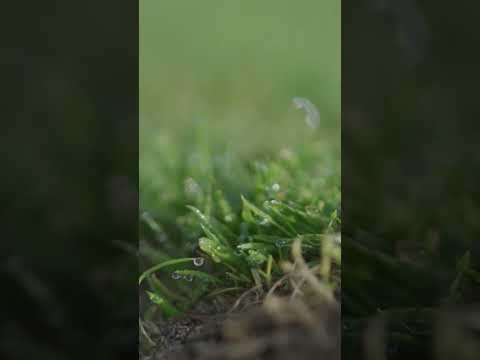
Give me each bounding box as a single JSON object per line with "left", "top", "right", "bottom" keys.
{"left": 224, "top": 214, "right": 233, "bottom": 222}
{"left": 184, "top": 275, "right": 193, "bottom": 282}
{"left": 271, "top": 183, "right": 280, "bottom": 192}
{"left": 260, "top": 218, "right": 270, "bottom": 226}
{"left": 184, "top": 177, "right": 201, "bottom": 196}
{"left": 193, "top": 257, "right": 205, "bottom": 267}
{"left": 275, "top": 239, "right": 287, "bottom": 247}
{"left": 171, "top": 271, "right": 181, "bottom": 280}
{"left": 191, "top": 207, "right": 208, "bottom": 222}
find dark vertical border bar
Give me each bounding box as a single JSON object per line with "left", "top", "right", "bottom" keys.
{"left": 343, "top": 1, "right": 480, "bottom": 359}
{"left": 1, "top": 1, "right": 138, "bottom": 359}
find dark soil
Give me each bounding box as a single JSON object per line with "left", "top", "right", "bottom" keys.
{"left": 141, "top": 299, "right": 340, "bottom": 360}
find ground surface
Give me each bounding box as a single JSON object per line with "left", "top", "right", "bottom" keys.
{"left": 141, "top": 298, "right": 340, "bottom": 360}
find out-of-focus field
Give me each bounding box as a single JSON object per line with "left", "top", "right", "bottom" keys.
{"left": 140, "top": 0, "right": 340, "bottom": 157}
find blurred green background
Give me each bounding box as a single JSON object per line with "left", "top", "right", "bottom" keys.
{"left": 140, "top": 0, "right": 340, "bottom": 156}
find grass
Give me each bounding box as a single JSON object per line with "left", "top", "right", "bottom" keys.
{"left": 139, "top": 0, "right": 341, "bottom": 356}
{"left": 139, "top": 105, "right": 340, "bottom": 318}
{"left": 140, "top": 0, "right": 340, "bottom": 319}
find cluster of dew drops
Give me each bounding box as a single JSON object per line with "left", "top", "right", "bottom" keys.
{"left": 171, "top": 257, "right": 205, "bottom": 282}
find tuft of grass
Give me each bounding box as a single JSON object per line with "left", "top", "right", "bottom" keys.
{"left": 139, "top": 99, "right": 340, "bottom": 318}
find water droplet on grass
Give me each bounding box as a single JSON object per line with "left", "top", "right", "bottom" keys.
{"left": 184, "top": 275, "right": 193, "bottom": 282}
{"left": 271, "top": 183, "right": 280, "bottom": 192}
{"left": 260, "top": 219, "right": 270, "bottom": 226}
{"left": 193, "top": 257, "right": 205, "bottom": 267}
{"left": 184, "top": 177, "right": 201, "bottom": 196}
{"left": 190, "top": 207, "right": 208, "bottom": 222}
{"left": 275, "top": 239, "right": 287, "bottom": 247}
{"left": 171, "top": 271, "right": 181, "bottom": 280}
